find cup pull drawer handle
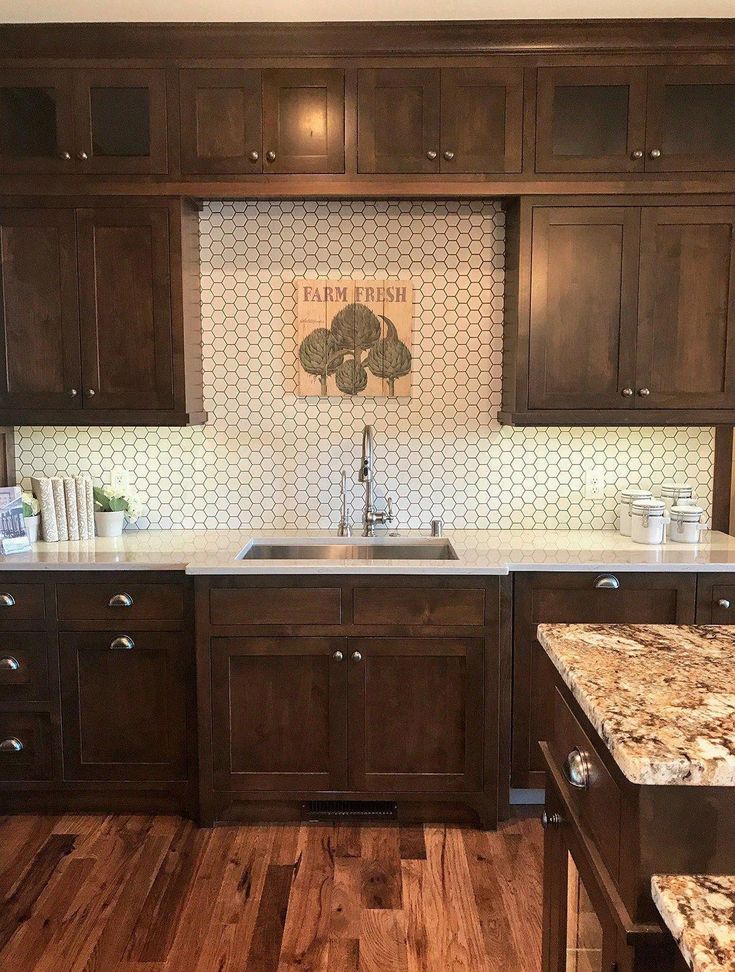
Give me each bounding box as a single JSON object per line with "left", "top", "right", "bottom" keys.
{"left": 109, "top": 593, "right": 134, "bottom": 608}
{"left": 593, "top": 574, "right": 620, "bottom": 589}
{"left": 110, "top": 636, "right": 135, "bottom": 650}
{"left": 0, "top": 593, "right": 16, "bottom": 607}
{"left": 0, "top": 737, "right": 23, "bottom": 753}
{"left": 718, "top": 598, "right": 731, "bottom": 609}
{"left": 563, "top": 748, "right": 591, "bottom": 789}
{"left": 0, "top": 656, "right": 20, "bottom": 671}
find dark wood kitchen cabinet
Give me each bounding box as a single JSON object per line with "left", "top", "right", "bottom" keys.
{"left": 0, "top": 66, "right": 167, "bottom": 175}
{"left": 695, "top": 573, "right": 735, "bottom": 622}
{"left": 535, "top": 63, "right": 735, "bottom": 174}
{"left": 357, "top": 66, "right": 522, "bottom": 174}
{"left": 501, "top": 197, "right": 735, "bottom": 425}
{"left": 0, "top": 198, "right": 204, "bottom": 425}
{"left": 179, "top": 67, "right": 344, "bottom": 174}
{"left": 511, "top": 571, "right": 696, "bottom": 789}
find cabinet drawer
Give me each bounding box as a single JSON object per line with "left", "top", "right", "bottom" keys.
{"left": 209, "top": 586, "right": 341, "bottom": 626}
{"left": 0, "top": 583, "right": 45, "bottom": 622}
{"left": 551, "top": 688, "right": 621, "bottom": 879}
{"left": 353, "top": 586, "right": 485, "bottom": 626}
{"left": 0, "top": 711, "right": 53, "bottom": 781}
{"left": 0, "top": 633, "right": 48, "bottom": 701}
{"left": 695, "top": 575, "right": 735, "bottom": 623}
{"left": 56, "top": 582, "right": 185, "bottom": 622}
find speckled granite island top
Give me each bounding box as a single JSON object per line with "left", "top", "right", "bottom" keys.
{"left": 652, "top": 874, "right": 735, "bottom": 972}
{"left": 536, "top": 624, "right": 735, "bottom": 786}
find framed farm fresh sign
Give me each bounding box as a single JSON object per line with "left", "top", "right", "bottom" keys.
{"left": 297, "top": 279, "right": 413, "bottom": 397}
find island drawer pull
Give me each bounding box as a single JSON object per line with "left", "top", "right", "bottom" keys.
{"left": 109, "top": 593, "right": 134, "bottom": 608}
{"left": 110, "top": 636, "right": 135, "bottom": 650}
{"left": 541, "top": 810, "right": 563, "bottom": 828}
{"left": 717, "top": 598, "right": 731, "bottom": 609}
{"left": 0, "top": 737, "right": 23, "bottom": 753}
{"left": 0, "top": 655, "right": 20, "bottom": 671}
{"left": 593, "top": 574, "right": 620, "bottom": 590}
{"left": 563, "top": 748, "right": 591, "bottom": 789}
{"left": 0, "top": 593, "right": 16, "bottom": 607}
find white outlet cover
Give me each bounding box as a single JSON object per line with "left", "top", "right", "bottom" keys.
{"left": 584, "top": 467, "right": 606, "bottom": 500}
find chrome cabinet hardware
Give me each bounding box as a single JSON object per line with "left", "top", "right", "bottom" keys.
{"left": 265, "top": 150, "right": 276, "bottom": 163}
{"left": 630, "top": 150, "right": 643, "bottom": 159}
{"left": 621, "top": 387, "right": 633, "bottom": 397}
{"left": 77, "top": 150, "right": 88, "bottom": 160}
{"left": 110, "top": 636, "right": 135, "bottom": 650}
{"left": 563, "top": 748, "right": 591, "bottom": 789}
{"left": 248, "top": 150, "right": 259, "bottom": 162}
{"left": 638, "top": 387, "right": 650, "bottom": 397}
{"left": 593, "top": 574, "right": 620, "bottom": 590}
{"left": 0, "top": 737, "right": 23, "bottom": 753}
{"left": 59, "top": 150, "right": 72, "bottom": 160}
{"left": 426, "top": 149, "right": 437, "bottom": 160}
{"left": 649, "top": 148, "right": 662, "bottom": 159}
{"left": 351, "top": 651, "right": 362, "bottom": 663}
{"left": 443, "top": 150, "right": 455, "bottom": 161}
{"left": 69, "top": 388, "right": 78, "bottom": 397}
{"left": 718, "top": 598, "right": 731, "bottom": 609}
{"left": 333, "top": 650, "right": 344, "bottom": 661}
{"left": 109, "top": 592, "right": 134, "bottom": 608}
{"left": 542, "top": 810, "right": 563, "bottom": 828}
{"left": 0, "top": 593, "right": 16, "bottom": 607}
{"left": 87, "top": 388, "right": 96, "bottom": 397}
{"left": 0, "top": 656, "right": 20, "bottom": 671}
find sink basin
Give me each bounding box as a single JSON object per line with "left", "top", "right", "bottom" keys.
{"left": 238, "top": 540, "right": 458, "bottom": 561}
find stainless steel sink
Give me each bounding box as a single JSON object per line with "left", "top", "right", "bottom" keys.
{"left": 238, "top": 540, "right": 458, "bottom": 561}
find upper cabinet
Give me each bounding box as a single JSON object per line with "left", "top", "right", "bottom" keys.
{"left": 0, "top": 67, "right": 167, "bottom": 175}
{"left": 357, "top": 66, "right": 523, "bottom": 174}
{"left": 179, "top": 67, "right": 345, "bottom": 175}
{"left": 535, "top": 64, "right": 735, "bottom": 174}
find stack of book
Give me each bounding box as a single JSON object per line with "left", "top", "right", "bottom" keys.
{"left": 31, "top": 476, "right": 96, "bottom": 542}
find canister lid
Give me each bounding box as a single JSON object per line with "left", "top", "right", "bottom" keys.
{"left": 631, "top": 498, "right": 666, "bottom": 515}
{"left": 619, "top": 488, "right": 653, "bottom": 500}
{"left": 670, "top": 504, "right": 704, "bottom": 522}
{"left": 661, "top": 482, "right": 693, "bottom": 496}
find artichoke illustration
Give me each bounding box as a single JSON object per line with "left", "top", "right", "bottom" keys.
{"left": 298, "top": 328, "right": 344, "bottom": 395}
{"left": 335, "top": 359, "right": 368, "bottom": 395}
{"left": 330, "top": 303, "right": 382, "bottom": 353}
{"left": 365, "top": 315, "right": 412, "bottom": 395}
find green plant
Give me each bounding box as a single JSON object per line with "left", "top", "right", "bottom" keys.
{"left": 298, "top": 327, "right": 345, "bottom": 396}
{"left": 22, "top": 491, "right": 39, "bottom": 518}
{"left": 93, "top": 485, "right": 142, "bottom": 523}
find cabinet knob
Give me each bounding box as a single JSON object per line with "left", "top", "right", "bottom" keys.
{"left": 265, "top": 150, "right": 276, "bottom": 163}
{"left": 0, "top": 737, "right": 23, "bottom": 753}
{"left": 426, "top": 150, "right": 438, "bottom": 160}
{"left": 638, "top": 387, "right": 651, "bottom": 397}
{"left": 593, "top": 574, "right": 620, "bottom": 590}
{"left": 69, "top": 388, "right": 78, "bottom": 397}
{"left": 541, "top": 810, "right": 563, "bottom": 829}
{"left": 77, "top": 151, "right": 88, "bottom": 161}
{"left": 0, "top": 656, "right": 20, "bottom": 671}
{"left": 0, "top": 593, "right": 16, "bottom": 608}
{"left": 351, "top": 651, "right": 363, "bottom": 663}
{"left": 109, "top": 592, "right": 133, "bottom": 608}
{"left": 110, "top": 636, "right": 135, "bottom": 650}
{"left": 248, "top": 150, "right": 259, "bottom": 162}
{"left": 563, "top": 748, "right": 591, "bottom": 790}
{"left": 86, "top": 389, "right": 96, "bottom": 397}
{"left": 621, "top": 387, "right": 633, "bottom": 397}
{"left": 630, "top": 150, "right": 644, "bottom": 160}
{"left": 333, "top": 650, "right": 344, "bottom": 662}
{"left": 649, "top": 148, "right": 662, "bottom": 159}
{"left": 718, "top": 598, "right": 731, "bottom": 609}
{"left": 443, "top": 150, "right": 455, "bottom": 161}
{"left": 59, "top": 150, "right": 72, "bottom": 161}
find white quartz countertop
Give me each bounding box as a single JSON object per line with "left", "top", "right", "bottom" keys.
{"left": 2, "top": 528, "right": 735, "bottom": 574}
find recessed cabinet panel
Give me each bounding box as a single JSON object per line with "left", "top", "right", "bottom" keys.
{"left": 262, "top": 69, "right": 344, "bottom": 174}
{"left": 0, "top": 68, "right": 75, "bottom": 173}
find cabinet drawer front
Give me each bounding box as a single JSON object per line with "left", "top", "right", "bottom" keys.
{"left": 0, "top": 711, "right": 53, "bottom": 781}
{"left": 551, "top": 688, "right": 621, "bottom": 879}
{"left": 57, "top": 582, "right": 185, "bottom": 622}
{"left": 528, "top": 573, "right": 695, "bottom": 624}
{"left": 0, "top": 583, "right": 45, "bottom": 622}
{"left": 709, "top": 585, "right": 735, "bottom": 624}
{"left": 353, "top": 586, "right": 484, "bottom": 626}
{"left": 0, "top": 633, "right": 48, "bottom": 701}
{"left": 209, "top": 587, "right": 341, "bottom": 626}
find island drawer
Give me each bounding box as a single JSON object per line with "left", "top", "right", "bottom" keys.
{"left": 695, "top": 574, "right": 735, "bottom": 623}
{"left": 0, "top": 633, "right": 49, "bottom": 701}
{"left": 209, "top": 585, "right": 342, "bottom": 626}
{"left": 0, "top": 583, "right": 45, "bottom": 623}
{"left": 353, "top": 586, "right": 485, "bottom": 626}
{"left": 0, "top": 711, "right": 53, "bottom": 781}
{"left": 56, "top": 582, "right": 185, "bottom": 622}
{"left": 550, "top": 687, "right": 621, "bottom": 880}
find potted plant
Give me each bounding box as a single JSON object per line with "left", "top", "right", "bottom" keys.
{"left": 22, "top": 491, "right": 40, "bottom": 542}
{"left": 93, "top": 485, "right": 142, "bottom": 537}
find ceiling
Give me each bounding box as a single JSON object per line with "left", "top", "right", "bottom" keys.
{"left": 0, "top": 0, "right": 729, "bottom": 21}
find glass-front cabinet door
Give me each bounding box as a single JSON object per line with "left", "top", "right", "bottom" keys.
{"left": 565, "top": 851, "right": 607, "bottom": 972}
{"left": 0, "top": 68, "right": 75, "bottom": 172}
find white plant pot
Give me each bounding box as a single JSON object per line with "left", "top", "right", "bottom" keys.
{"left": 94, "top": 510, "right": 125, "bottom": 537}
{"left": 24, "top": 515, "right": 40, "bottom": 543}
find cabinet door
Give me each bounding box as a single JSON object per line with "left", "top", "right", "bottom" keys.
{"left": 440, "top": 67, "right": 523, "bottom": 173}
{"left": 0, "top": 68, "right": 75, "bottom": 173}
{"left": 358, "top": 68, "right": 440, "bottom": 173}
{"left": 527, "top": 207, "right": 640, "bottom": 410}
{"left": 211, "top": 637, "right": 348, "bottom": 791}
{"left": 535, "top": 67, "right": 647, "bottom": 173}
{"left": 262, "top": 69, "right": 344, "bottom": 174}
{"left": 636, "top": 207, "right": 735, "bottom": 409}
{"left": 348, "top": 638, "right": 484, "bottom": 793}
{"left": 646, "top": 66, "right": 735, "bottom": 172}
{"left": 0, "top": 208, "right": 82, "bottom": 410}
{"left": 59, "top": 630, "right": 188, "bottom": 782}
{"left": 73, "top": 68, "right": 167, "bottom": 174}
{"left": 76, "top": 206, "right": 174, "bottom": 411}
{"left": 695, "top": 574, "right": 735, "bottom": 623}
{"left": 179, "top": 68, "right": 262, "bottom": 175}
{"left": 512, "top": 572, "right": 696, "bottom": 788}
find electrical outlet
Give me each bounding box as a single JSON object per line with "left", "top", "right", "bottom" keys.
{"left": 584, "top": 467, "right": 606, "bottom": 501}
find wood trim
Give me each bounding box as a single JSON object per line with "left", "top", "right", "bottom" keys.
{"left": 712, "top": 426, "right": 734, "bottom": 533}
{"left": 0, "top": 428, "right": 15, "bottom": 486}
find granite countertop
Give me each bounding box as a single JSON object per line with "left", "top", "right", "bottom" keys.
{"left": 2, "top": 528, "right": 735, "bottom": 574}
{"left": 537, "top": 624, "right": 735, "bottom": 786}
{"left": 652, "top": 874, "right": 735, "bottom": 972}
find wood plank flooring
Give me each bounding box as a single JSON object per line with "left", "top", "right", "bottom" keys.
{"left": 0, "top": 813, "right": 543, "bottom": 972}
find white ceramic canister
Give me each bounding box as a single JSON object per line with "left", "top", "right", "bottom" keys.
{"left": 630, "top": 498, "right": 668, "bottom": 545}
{"left": 660, "top": 481, "right": 695, "bottom": 512}
{"left": 669, "top": 504, "right": 706, "bottom": 544}
{"left": 618, "top": 488, "right": 653, "bottom": 536}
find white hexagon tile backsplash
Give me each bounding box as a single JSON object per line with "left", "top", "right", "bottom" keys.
{"left": 16, "top": 199, "right": 714, "bottom": 531}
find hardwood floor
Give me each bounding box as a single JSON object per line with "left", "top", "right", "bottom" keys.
{"left": 0, "top": 813, "right": 543, "bottom": 972}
